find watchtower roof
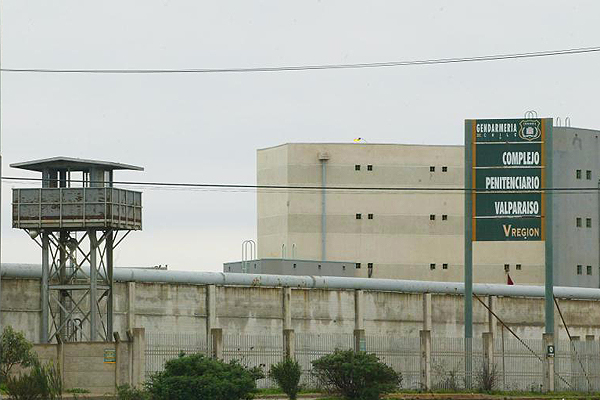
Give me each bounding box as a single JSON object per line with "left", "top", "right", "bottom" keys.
{"left": 10, "top": 157, "right": 144, "bottom": 172}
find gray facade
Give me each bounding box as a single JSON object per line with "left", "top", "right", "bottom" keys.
{"left": 552, "top": 127, "right": 600, "bottom": 288}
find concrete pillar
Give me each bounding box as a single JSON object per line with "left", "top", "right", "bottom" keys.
{"left": 131, "top": 328, "right": 146, "bottom": 388}
{"left": 127, "top": 282, "right": 136, "bottom": 331}
{"left": 354, "top": 329, "right": 366, "bottom": 352}
{"left": 543, "top": 333, "right": 555, "bottom": 392}
{"left": 422, "top": 293, "right": 432, "bottom": 331}
{"left": 354, "top": 290, "right": 365, "bottom": 352}
{"left": 355, "top": 290, "right": 364, "bottom": 331}
{"left": 211, "top": 328, "right": 223, "bottom": 359}
{"left": 420, "top": 330, "right": 431, "bottom": 390}
{"left": 487, "top": 296, "right": 496, "bottom": 337}
{"left": 113, "top": 332, "right": 122, "bottom": 387}
{"left": 482, "top": 332, "right": 494, "bottom": 375}
{"left": 56, "top": 335, "right": 65, "bottom": 387}
{"left": 282, "top": 287, "right": 295, "bottom": 359}
{"left": 283, "top": 287, "right": 292, "bottom": 330}
{"left": 206, "top": 285, "right": 217, "bottom": 351}
{"left": 283, "top": 329, "right": 295, "bottom": 359}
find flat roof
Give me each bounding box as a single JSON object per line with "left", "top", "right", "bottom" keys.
{"left": 10, "top": 157, "right": 144, "bottom": 172}
{"left": 257, "top": 142, "right": 464, "bottom": 152}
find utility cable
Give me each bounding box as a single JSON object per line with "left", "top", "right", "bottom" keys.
{"left": 1, "top": 46, "right": 599, "bottom": 74}
{"left": 3, "top": 176, "right": 600, "bottom": 194}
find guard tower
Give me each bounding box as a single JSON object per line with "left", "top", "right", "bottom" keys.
{"left": 11, "top": 157, "right": 143, "bottom": 343}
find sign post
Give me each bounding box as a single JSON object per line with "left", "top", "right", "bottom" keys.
{"left": 464, "top": 118, "right": 553, "bottom": 388}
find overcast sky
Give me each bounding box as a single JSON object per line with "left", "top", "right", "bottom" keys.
{"left": 1, "top": 1, "right": 599, "bottom": 272}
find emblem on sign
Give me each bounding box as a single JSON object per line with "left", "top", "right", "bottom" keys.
{"left": 519, "top": 120, "right": 541, "bottom": 141}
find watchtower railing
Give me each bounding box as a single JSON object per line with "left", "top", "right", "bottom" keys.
{"left": 12, "top": 187, "right": 142, "bottom": 230}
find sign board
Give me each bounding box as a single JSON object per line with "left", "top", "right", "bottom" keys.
{"left": 103, "top": 348, "right": 116, "bottom": 363}
{"left": 467, "top": 118, "right": 549, "bottom": 241}
{"left": 547, "top": 344, "right": 555, "bottom": 356}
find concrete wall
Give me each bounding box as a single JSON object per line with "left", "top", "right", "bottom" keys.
{"left": 3, "top": 276, "right": 600, "bottom": 345}
{"left": 257, "top": 143, "right": 468, "bottom": 282}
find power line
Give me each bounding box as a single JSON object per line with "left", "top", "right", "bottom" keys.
{"left": 2, "top": 46, "right": 600, "bottom": 74}
{"left": 3, "top": 176, "right": 600, "bottom": 194}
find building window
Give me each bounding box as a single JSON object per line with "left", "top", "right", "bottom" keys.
{"left": 442, "top": 166, "right": 448, "bottom": 172}
{"left": 368, "top": 213, "right": 374, "bottom": 219}
{"left": 516, "top": 264, "right": 522, "bottom": 270}
{"left": 430, "top": 263, "right": 436, "bottom": 270}
{"left": 442, "top": 214, "right": 448, "bottom": 221}
{"left": 587, "top": 170, "right": 592, "bottom": 180}
{"left": 577, "top": 265, "right": 582, "bottom": 275}
{"left": 355, "top": 164, "right": 361, "bottom": 171}
{"left": 577, "top": 217, "right": 582, "bottom": 227}
{"left": 430, "top": 214, "right": 436, "bottom": 221}
{"left": 367, "top": 263, "right": 373, "bottom": 278}
{"left": 576, "top": 169, "right": 582, "bottom": 179}
{"left": 430, "top": 166, "right": 435, "bottom": 172}
{"left": 356, "top": 213, "right": 362, "bottom": 220}
{"left": 587, "top": 218, "right": 592, "bottom": 228}
{"left": 504, "top": 264, "right": 510, "bottom": 272}
{"left": 367, "top": 164, "right": 373, "bottom": 171}
{"left": 442, "top": 263, "right": 448, "bottom": 270}
{"left": 587, "top": 265, "right": 592, "bottom": 275}
{"left": 355, "top": 263, "right": 361, "bottom": 269}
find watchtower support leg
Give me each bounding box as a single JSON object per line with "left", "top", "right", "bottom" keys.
{"left": 41, "top": 231, "right": 50, "bottom": 343}
{"left": 107, "top": 230, "right": 114, "bottom": 339}
{"left": 89, "top": 231, "right": 98, "bottom": 341}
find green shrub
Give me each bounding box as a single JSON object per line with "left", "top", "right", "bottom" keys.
{"left": 5, "top": 359, "right": 62, "bottom": 400}
{"left": 269, "top": 358, "right": 302, "bottom": 400}
{"left": 116, "top": 384, "right": 149, "bottom": 400}
{"left": 147, "top": 353, "right": 261, "bottom": 400}
{"left": 311, "top": 349, "right": 401, "bottom": 400}
{"left": 0, "top": 326, "right": 38, "bottom": 383}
